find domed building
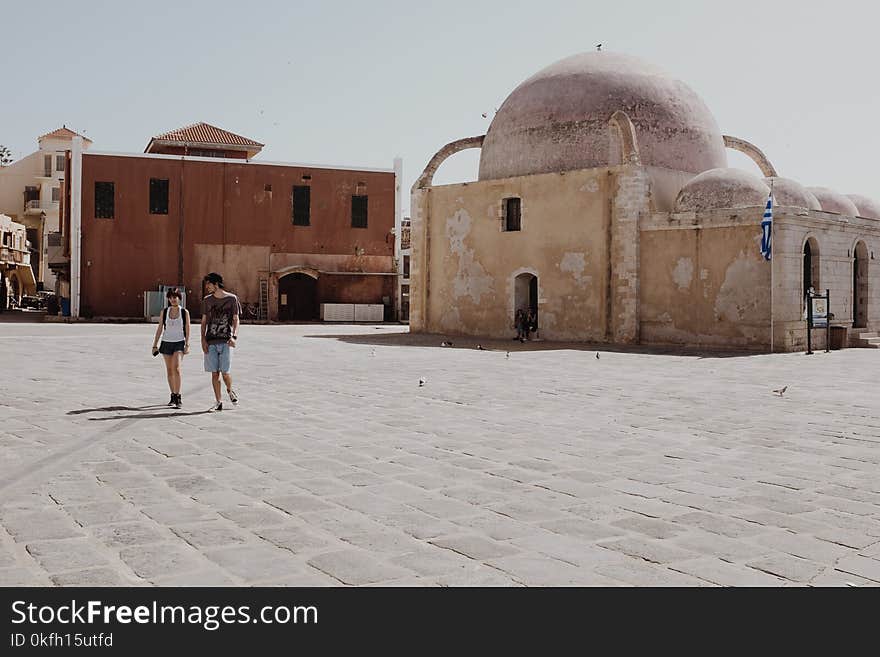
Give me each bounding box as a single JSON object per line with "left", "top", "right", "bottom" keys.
{"left": 410, "top": 52, "right": 880, "bottom": 351}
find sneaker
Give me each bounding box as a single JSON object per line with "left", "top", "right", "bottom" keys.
{"left": 167, "top": 394, "right": 176, "bottom": 407}
{"left": 228, "top": 389, "right": 238, "bottom": 405}
{"left": 209, "top": 401, "right": 223, "bottom": 412}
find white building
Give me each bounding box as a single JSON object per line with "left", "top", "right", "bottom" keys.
{"left": 0, "top": 127, "right": 92, "bottom": 291}
{"left": 0, "top": 213, "right": 37, "bottom": 308}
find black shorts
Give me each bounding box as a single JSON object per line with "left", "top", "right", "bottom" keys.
{"left": 159, "top": 340, "right": 186, "bottom": 355}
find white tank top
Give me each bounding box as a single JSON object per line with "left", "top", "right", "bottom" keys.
{"left": 162, "top": 308, "right": 186, "bottom": 342}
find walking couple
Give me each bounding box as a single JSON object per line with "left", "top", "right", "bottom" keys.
{"left": 151, "top": 272, "right": 242, "bottom": 411}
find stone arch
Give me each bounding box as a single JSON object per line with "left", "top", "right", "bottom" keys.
{"left": 268, "top": 266, "right": 320, "bottom": 321}
{"left": 274, "top": 265, "right": 319, "bottom": 280}
{"left": 511, "top": 269, "right": 539, "bottom": 336}
{"left": 723, "top": 135, "right": 778, "bottom": 178}
{"left": 414, "top": 135, "right": 485, "bottom": 191}
{"left": 277, "top": 271, "right": 319, "bottom": 321}
{"left": 853, "top": 240, "right": 869, "bottom": 328}
{"left": 8, "top": 270, "right": 21, "bottom": 305}
{"left": 608, "top": 110, "right": 641, "bottom": 165}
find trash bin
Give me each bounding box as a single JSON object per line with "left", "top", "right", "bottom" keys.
{"left": 829, "top": 326, "right": 847, "bottom": 350}
{"left": 60, "top": 297, "right": 70, "bottom": 316}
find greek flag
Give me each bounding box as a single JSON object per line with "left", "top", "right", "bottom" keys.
{"left": 760, "top": 191, "right": 773, "bottom": 261}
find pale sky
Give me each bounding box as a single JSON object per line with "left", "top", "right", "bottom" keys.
{"left": 3, "top": 0, "right": 879, "bottom": 214}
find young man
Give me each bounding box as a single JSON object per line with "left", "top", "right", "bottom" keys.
{"left": 201, "top": 272, "right": 241, "bottom": 411}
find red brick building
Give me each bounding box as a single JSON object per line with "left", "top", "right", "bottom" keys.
{"left": 61, "top": 123, "right": 400, "bottom": 320}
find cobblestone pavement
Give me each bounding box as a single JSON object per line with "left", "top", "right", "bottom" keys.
{"left": 2, "top": 322, "right": 880, "bottom": 587}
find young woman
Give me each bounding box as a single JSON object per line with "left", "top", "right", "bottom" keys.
{"left": 151, "top": 288, "right": 190, "bottom": 408}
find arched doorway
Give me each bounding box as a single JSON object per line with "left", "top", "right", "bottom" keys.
{"left": 9, "top": 272, "right": 20, "bottom": 307}
{"left": 514, "top": 272, "right": 538, "bottom": 326}
{"left": 803, "top": 238, "right": 820, "bottom": 302}
{"left": 278, "top": 272, "right": 318, "bottom": 321}
{"left": 853, "top": 241, "right": 868, "bottom": 328}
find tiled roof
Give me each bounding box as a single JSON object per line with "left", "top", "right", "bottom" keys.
{"left": 38, "top": 126, "right": 92, "bottom": 142}
{"left": 151, "top": 122, "right": 263, "bottom": 148}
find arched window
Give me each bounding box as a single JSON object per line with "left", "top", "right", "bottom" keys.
{"left": 853, "top": 241, "right": 869, "bottom": 328}
{"left": 803, "top": 237, "right": 820, "bottom": 302}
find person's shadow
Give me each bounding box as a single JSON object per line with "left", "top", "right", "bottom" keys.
{"left": 67, "top": 405, "right": 212, "bottom": 420}
{"left": 67, "top": 405, "right": 167, "bottom": 415}
{"left": 87, "top": 410, "right": 212, "bottom": 421}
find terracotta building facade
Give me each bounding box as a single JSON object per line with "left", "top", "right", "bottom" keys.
{"left": 60, "top": 124, "right": 399, "bottom": 320}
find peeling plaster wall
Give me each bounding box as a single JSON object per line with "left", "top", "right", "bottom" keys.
{"left": 419, "top": 168, "right": 612, "bottom": 340}
{"left": 640, "top": 218, "right": 771, "bottom": 349}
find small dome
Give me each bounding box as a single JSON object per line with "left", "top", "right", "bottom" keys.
{"left": 806, "top": 187, "right": 859, "bottom": 216}
{"left": 846, "top": 194, "right": 880, "bottom": 220}
{"left": 764, "top": 177, "right": 821, "bottom": 211}
{"left": 675, "top": 168, "right": 769, "bottom": 212}
{"left": 479, "top": 52, "right": 727, "bottom": 181}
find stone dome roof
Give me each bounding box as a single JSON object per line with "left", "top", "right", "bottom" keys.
{"left": 675, "top": 168, "right": 769, "bottom": 212}
{"left": 806, "top": 187, "right": 859, "bottom": 216}
{"left": 764, "top": 177, "right": 821, "bottom": 211}
{"left": 478, "top": 52, "right": 728, "bottom": 181}
{"left": 846, "top": 194, "right": 880, "bottom": 220}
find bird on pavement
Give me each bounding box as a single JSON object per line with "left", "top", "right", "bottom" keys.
{"left": 773, "top": 386, "right": 787, "bottom": 396}
{"left": 441, "top": 340, "right": 453, "bottom": 347}
{"left": 506, "top": 351, "right": 510, "bottom": 359}
{"left": 596, "top": 352, "right": 600, "bottom": 359}
{"left": 419, "top": 377, "right": 426, "bottom": 387}
{"left": 596, "top": 43, "right": 602, "bottom": 51}
{"left": 476, "top": 344, "right": 485, "bottom": 350}
{"left": 370, "top": 348, "right": 376, "bottom": 357}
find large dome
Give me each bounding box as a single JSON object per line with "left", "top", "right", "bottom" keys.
{"left": 478, "top": 52, "right": 728, "bottom": 181}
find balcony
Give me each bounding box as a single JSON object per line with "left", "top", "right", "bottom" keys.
{"left": 1, "top": 245, "right": 30, "bottom": 267}
{"left": 24, "top": 199, "right": 58, "bottom": 215}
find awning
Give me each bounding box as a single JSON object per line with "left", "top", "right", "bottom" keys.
{"left": 15, "top": 264, "right": 37, "bottom": 295}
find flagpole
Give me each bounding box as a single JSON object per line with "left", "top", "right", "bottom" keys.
{"left": 769, "top": 179, "right": 774, "bottom": 354}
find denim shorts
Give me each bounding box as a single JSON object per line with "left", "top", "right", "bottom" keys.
{"left": 204, "top": 342, "right": 232, "bottom": 373}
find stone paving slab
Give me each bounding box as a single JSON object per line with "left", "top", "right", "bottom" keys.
{"left": 3, "top": 323, "right": 880, "bottom": 586}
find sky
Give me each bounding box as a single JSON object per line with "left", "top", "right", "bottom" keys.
{"left": 2, "top": 0, "right": 880, "bottom": 214}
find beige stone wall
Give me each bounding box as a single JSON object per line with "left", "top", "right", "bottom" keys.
{"left": 411, "top": 156, "right": 880, "bottom": 352}
{"left": 640, "top": 209, "right": 772, "bottom": 349}
{"left": 415, "top": 168, "right": 615, "bottom": 340}
{"left": 772, "top": 210, "right": 880, "bottom": 351}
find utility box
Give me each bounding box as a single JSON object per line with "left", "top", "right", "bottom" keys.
{"left": 144, "top": 291, "right": 164, "bottom": 321}
{"left": 354, "top": 304, "right": 384, "bottom": 322}
{"left": 829, "top": 326, "right": 847, "bottom": 350}
{"left": 320, "top": 303, "right": 355, "bottom": 321}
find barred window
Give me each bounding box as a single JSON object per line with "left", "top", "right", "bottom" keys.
{"left": 292, "top": 185, "right": 310, "bottom": 226}
{"left": 95, "top": 182, "right": 115, "bottom": 219}
{"left": 351, "top": 195, "right": 368, "bottom": 228}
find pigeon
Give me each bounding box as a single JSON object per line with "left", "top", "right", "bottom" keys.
{"left": 419, "top": 377, "right": 426, "bottom": 387}
{"left": 370, "top": 348, "right": 376, "bottom": 357}
{"left": 506, "top": 351, "right": 510, "bottom": 359}
{"left": 773, "top": 386, "right": 787, "bottom": 397}
{"left": 596, "top": 43, "right": 602, "bottom": 51}
{"left": 441, "top": 340, "right": 453, "bottom": 347}
{"left": 596, "top": 352, "right": 600, "bottom": 359}
{"left": 476, "top": 344, "right": 485, "bottom": 350}
{"left": 481, "top": 112, "right": 488, "bottom": 118}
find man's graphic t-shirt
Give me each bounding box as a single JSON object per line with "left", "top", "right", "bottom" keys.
{"left": 202, "top": 293, "right": 241, "bottom": 344}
